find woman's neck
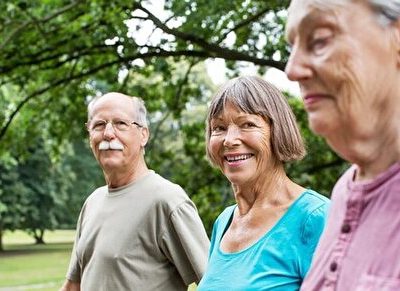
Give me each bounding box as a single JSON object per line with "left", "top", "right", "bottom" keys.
{"left": 232, "top": 170, "right": 304, "bottom": 215}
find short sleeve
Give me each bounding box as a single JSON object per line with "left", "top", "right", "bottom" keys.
{"left": 299, "top": 202, "right": 330, "bottom": 278}
{"left": 160, "top": 200, "right": 210, "bottom": 285}
{"left": 65, "top": 206, "right": 85, "bottom": 282}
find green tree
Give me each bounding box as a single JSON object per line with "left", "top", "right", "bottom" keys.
{"left": 0, "top": 0, "right": 348, "bottom": 238}
{"left": 0, "top": 156, "right": 30, "bottom": 250}
{"left": 0, "top": 0, "right": 290, "bottom": 144}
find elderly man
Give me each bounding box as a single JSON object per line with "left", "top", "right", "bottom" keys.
{"left": 285, "top": 0, "right": 400, "bottom": 290}
{"left": 60, "top": 92, "right": 209, "bottom": 291}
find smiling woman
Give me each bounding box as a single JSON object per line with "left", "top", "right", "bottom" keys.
{"left": 197, "top": 76, "right": 330, "bottom": 291}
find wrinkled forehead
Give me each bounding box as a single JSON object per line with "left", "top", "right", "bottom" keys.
{"left": 286, "top": 0, "right": 346, "bottom": 41}
{"left": 288, "top": 0, "right": 347, "bottom": 11}
{"left": 89, "top": 94, "right": 136, "bottom": 119}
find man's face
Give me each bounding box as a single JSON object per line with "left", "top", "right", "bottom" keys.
{"left": 87, "top": 94, "right": 148, "bottom": 174}
{"left": 285, "top": 0, "right": 399, "bottom": 158}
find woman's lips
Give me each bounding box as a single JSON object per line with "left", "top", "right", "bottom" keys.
{"left": 303, "top": 94, "right": 328, "bottom": 109}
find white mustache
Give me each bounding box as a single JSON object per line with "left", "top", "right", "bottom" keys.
{"left": 99, "top": 140, "right": 124, "bottom": 151}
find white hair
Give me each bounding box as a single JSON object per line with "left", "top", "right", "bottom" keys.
{"left": 368, "top": 0, "right": 400, "bottom": 26}
{"left": 87, "top": 93, "right": 148, "bottom": 127}
{"left": 309, "top": 0, "right": 400, "bottom": 26}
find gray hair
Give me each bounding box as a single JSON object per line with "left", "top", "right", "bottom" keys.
{"left": 87, "top": 93, "right": 148, "bottom": 127}
{"left": 368, "top": 0, "right": 400, "bottom": 26}
{"left": 306, "top": 0, "right": 400, "bottom": 26}
{"left": 205, "top": 76, "right": 306, "bottom": 164}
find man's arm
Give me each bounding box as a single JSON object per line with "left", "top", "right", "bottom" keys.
{"left": 59, "top": 279, "right": 80, "bottom": 291}
{"left": 163, "top": 200, "right": 210, "bottom": 284}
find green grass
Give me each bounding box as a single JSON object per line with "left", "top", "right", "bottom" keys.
{"left": 3, "top": 229, "right": 75, "bottom": 246}
{"left": 1, "top": 230, "right": 197, "bottom": 291}
{"left": 0, "top": 230, "right": 75, "bottom": 291}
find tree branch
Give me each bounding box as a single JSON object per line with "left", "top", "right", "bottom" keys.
{"left": 133, "top": 3, "right": 285, "bottom": 70}
{"left": 218, "top": 6, "right": 270, "bottom": 43}
{"left": 0, "top": 44, "right": 115, "bottom": 74}
{"left": 148, "top": 60, "right": 198, "bottom": 151}
{"left": 0, "top": 50, "right": 211, "bottom": 141}
{"left": 1, "top": 1, "right": 82, "bottom": 50}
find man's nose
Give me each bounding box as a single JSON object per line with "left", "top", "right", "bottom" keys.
{"left": 103, "top": 122, "right": 116, "bottom": 139}
{"left": 223, "top": 126, "right": 241, "bottom": 147}
{"left": 285, "top": 45, "right": 312, "bottom": 82}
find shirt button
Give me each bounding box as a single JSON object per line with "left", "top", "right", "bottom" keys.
{"left": 330, "top": 261, "right": 338, "bottom": 272}
{"left": 341, "top": 224, "right": 351, "bottom": 233}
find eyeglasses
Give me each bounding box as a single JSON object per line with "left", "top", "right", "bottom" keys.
{"left": 86, "top": 119, "right": 143, "bottom": 132}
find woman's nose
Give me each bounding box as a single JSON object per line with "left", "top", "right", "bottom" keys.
{"left": 285, "top": 45, "right": 312, "bottom": 82}
{"left": 223, "top": 126, "right": 241, "bottom": 147}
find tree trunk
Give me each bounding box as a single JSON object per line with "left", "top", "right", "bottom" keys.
{"left": 0, "top": 222, "right": 3, "bottom": 251}
{"left": 34, "top": 229, "right": 45, "bottom": 244}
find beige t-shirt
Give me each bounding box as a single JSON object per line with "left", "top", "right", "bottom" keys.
{"left": 66, "top": 171, "right": 209, "bottom": 290}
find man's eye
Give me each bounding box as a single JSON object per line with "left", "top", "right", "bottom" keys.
{"left": 92, "top": 121, "right": 106, "bottom": 130}
{"left": 114, "top": 120, "right": 129, "bottom": 130}
{"left": 115, "top": 120, "right": 128, "bottom": 126}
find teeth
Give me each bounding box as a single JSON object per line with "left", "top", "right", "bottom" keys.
{"left": 226, "top": 154, "right": 252, "bottom": 162}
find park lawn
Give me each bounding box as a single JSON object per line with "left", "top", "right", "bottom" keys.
{"left": 0, "top": 230, "right": 75, "bottom": 290}
{"left": 1, "top": 230, "right": 197, "bottom": 291}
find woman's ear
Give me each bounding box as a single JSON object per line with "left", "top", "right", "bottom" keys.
{"left": 391, "top": 19, "right": 400, "bottom": 67}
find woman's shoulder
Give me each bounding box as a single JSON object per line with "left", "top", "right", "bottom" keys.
{"left": 212, "top": 205, "right": 236, "bottom": 231}
{"left": 295, "top": 190, "right": 330, "bottom": 244}
{"left": 296, "top": 189, "right": 330, "bottom": 212}
{"left": 216, "top": 204, "right": 236, "bottom": 222}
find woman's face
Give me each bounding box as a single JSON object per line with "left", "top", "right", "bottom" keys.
{"left": 208, "top": 102, "right": 276, "bottom": 186}
{"left": 285, "top": 0, "right": 400, "bottom": 159}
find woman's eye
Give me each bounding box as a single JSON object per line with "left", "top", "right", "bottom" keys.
{"left": 242, "top": 122, "right": 256, "bottom": 128}
{"left": 211, "top": 125, "right": 225, "bottom": 133}
{"left": 310, "top": 38, "right": 328, "bottom": 53}
{"left": 309, "top": 27, "right": 333, "bottom": 55}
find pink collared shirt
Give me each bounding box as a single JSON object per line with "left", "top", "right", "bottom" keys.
{"left": 301, "top": 162, "right": 400, "bottom": 291}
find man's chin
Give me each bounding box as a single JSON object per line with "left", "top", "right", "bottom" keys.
{"left": 100, "top": 160, "right": 122, "bottom": 170}
{"left": 98, "top": 154, "right": 122, "bottom": 166}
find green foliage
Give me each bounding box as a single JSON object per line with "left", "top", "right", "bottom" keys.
{"left": 0, "top": 0, "right": 348, "bottom": 240}
{"left": 0, "top": 157, "right": 30, "bottom": 234}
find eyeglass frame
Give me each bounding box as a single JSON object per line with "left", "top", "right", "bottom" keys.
{"left": 85, "top": 118, "right": 143, "bottom": 133}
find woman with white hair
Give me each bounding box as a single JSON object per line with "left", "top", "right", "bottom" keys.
{"left": 285, "top": 0, "right": 400, "bottom": 290}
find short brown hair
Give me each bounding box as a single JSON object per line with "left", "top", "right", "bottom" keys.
{"left": 205, "top": 76, "right": 305, "bottom": 165}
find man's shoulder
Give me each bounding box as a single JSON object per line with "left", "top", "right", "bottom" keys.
{"left": 144, "top": 171, "right": 184, "bottom": 192}
{"left": 141, "top": 171, "right": 189, "bottom": 202}
{"left": 85, "top": 185, "right": 108, "bottom": 201}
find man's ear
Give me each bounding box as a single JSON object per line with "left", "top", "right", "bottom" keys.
{"left": 140, "top": 127, "right": 150, "bottom": 147}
